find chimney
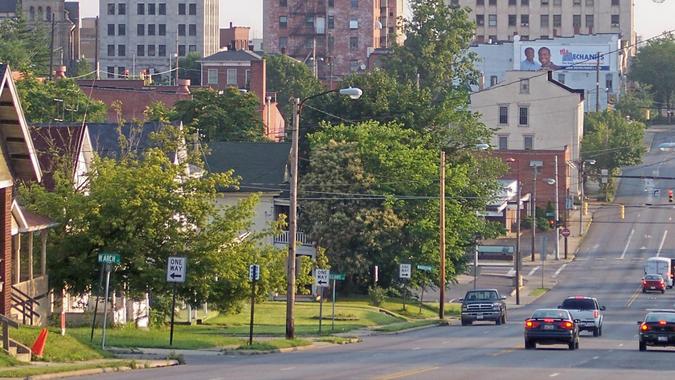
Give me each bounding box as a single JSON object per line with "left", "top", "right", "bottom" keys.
{"left": 177, "top": 79, "right": 191, "bottom": 95}
{"left": 54, "top": 66, "right": 67, "bottom": 79}
{"left": 478, "top": 72, "right": 485, "bottom": 90}
{"left": 250, "top": 59, "right": 266, "bottom": 105}
{"left": 230, "top": 22, "right": 233, "bottom": 28}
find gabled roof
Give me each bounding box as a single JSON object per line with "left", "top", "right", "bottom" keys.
{"left": 205, "top": 142, "right": 290, "bottom": 192}
{"left": 201, "top": 50, "right": 262, "bottom": 63}
{"left": 29, "top": 123, "right": 87, "bottom": 191}
{"left": 547, "top": 71, "right": 585, "bottom": 100}
{"left": 87, "top": 121, "right": 163, "bottom": 159}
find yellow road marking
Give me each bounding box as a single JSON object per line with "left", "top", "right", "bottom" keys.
{"left": 626, "top": 285, "right": 642, "bottom": 308}
{"left": 491, "top": 349, "right": 514, "bottom": 357}
{"left": 373, "top": 367, "right": 440, "bottom": 380}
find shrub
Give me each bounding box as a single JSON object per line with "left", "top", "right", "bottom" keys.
{"left": 368, "top": 286, "right": 387, "bottom": 307}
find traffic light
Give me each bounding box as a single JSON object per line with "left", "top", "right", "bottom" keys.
{"left": 549, "top": 219, "right": 555, "bottom": 228}
{"left": 620, "top": 204, "right": 625, "bottom": 219}
{"left": 669, "top": 189, "right": 673, "bottom": 203}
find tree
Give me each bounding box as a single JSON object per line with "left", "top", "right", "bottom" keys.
{"left": 177, "top": 51, "right": 202, "bottom": 85}
{"left": 16, "top": 75, "right": 107, "bottom": 123}
{"left": 0, "top": 15, "right": 50, "bottom": 75}
{"left": 173, "top": 87, "right": 266, "bottom": 142}
{"left": 265, "top": 54, "right": 324, "bottom": 124}
{"left": 615, "top": 85, "right": 654, "bottom": 123}
{"left": 629, "top": 34, "right": 675, "bottom": 117}
{"left": 73, "top": 58, "right": 95, "bottom": 79}
{"left": 582, "top": 111, "right": 646, "bottom": 200}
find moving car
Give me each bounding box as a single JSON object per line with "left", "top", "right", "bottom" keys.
{"left": 642, "top": 274, "right": 666, "bottom": 294}
{"left": 524, "top": 308, "right": 579, "bottom": 350}
{"left": 558, "top": 296, "right": 605, "bottom": 337}
{"left": 644, "top": 257, "right": 673, "bottom": 288}
{"left": 459, "top": 289, "right": 507, "bottom": 326}
{"left": 638, "top": 309, "right": 675, "bottom": 351}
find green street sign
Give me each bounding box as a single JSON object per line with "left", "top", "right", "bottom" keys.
{"left": 329, "top": 273, "right": 345, "bottom": 280}
{"left": 98, "top": 252, "right": 121, "bottom": 265}
{"left": 416, "top": 265, "right": 433, "bottom": 272}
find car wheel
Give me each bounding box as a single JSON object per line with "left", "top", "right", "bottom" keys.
{"left": 525, "top": 339, "right": 535, "bottom": 349}
{"left": 639, "top": 341, "right": 647, "bottom": 351}
{"left": 662, "top": 289, "right": 666, "bottom": 294}
{"left": 502, "top": 315, "right": 507, "bottom": 324}
{"left": 642, "top": 288, "right": 646, "bottom": 293}
{"left": 593, "top": 327, "right": 599, "bottom": 337}
{"left": 461, "top": 319, "right": 471, "bottom": 326}
{"left": 568, "top": 340, "right": 576, "bottom": 350}
{"left": 496, "top": 317, "right": 502, "bottom": 325}
{"left": 575, "top": 337, "right": 580, "bottom": 350}
{"left": 598, "top": 325, "right": 603, "bottom": 336}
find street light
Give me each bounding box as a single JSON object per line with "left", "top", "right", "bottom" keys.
{"left": 579, "top": 159, "right": 596, "bottom": 235}
{"left": 286, "top": 87, "right": 363, "bottom": 340}
{"left": 505, "top": 157, "right": 522, "bottom": 305}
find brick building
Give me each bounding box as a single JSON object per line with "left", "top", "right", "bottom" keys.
{"left": 221, "top": 22, "right": 252, "bottom": 51}
{"left": 80, "top": 17, "right": 98, "bottom": 64}
{"left": 263, "top": 0, "right": 404, "bottom": 81}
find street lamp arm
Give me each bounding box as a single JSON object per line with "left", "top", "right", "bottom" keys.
{"left": 297, "top": 87, "right": 363, "bottom": 111}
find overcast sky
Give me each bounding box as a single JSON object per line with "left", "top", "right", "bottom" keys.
{"left": 77, "top": 0, "right": 674, "bottom": 41}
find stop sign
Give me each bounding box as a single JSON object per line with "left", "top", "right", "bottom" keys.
{"left": 561, "top": 228, "right": 571, "bottom": 237}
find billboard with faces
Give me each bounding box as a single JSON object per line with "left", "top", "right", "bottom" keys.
{"left": 518, "top": 44, "right": 610, "bottom": 71}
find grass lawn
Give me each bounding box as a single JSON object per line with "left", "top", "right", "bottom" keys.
{"left": 529, "top": 288, "right": 550, "bottom": 298}
{"left": 12, "top": 327, "right": 108, "bottom": 362}
{"left": 0, "top": 360, "right": 139, "bottom": 378}
{"left": 0, "top": 351, "right": 25, "bottom": 368}
{"left": 373, "top": 319, "right": 441, "bottom": 333}
{"left": 236, "top": 338, "right": 311, "bottom": 351}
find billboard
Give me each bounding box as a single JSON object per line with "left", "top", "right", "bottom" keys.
{"left": 518, "top": 44, "right": 610, "bottom": 71}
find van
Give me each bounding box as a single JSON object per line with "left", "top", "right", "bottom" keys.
{"left": 645, "top": 257, "right": 673, "bottom": 288}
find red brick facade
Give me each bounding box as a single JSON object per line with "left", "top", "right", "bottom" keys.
{"left": 220, "top": 23, "right": 251, "bottom": 50}
{"left": 0, "top": 186, "right": 11, "bottom": 316}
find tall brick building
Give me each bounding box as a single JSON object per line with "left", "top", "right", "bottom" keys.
{"left": 263, "top": 0, "right": 404, "bottom": 82}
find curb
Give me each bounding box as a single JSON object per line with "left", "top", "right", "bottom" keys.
{"left": 373, "top": 320, "right": 448, "bottom": 335}
{"left": 222, "top": 342, "right": 330, "bottom": 356}
{"left": 13, "top": 360, "right": 179, "bottom": 380}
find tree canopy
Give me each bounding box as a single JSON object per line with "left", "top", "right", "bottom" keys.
{"left": 265, "top": 54, "right": 324, "bottom": 125}
{"left": 0, "top": 16, "right": 50, "bottom": 75}
{"left": 629, "top": 34, "right": 675, "bottom": 115}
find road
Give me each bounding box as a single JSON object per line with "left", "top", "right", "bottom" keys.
{"left": 77, "top": 126, "right": 675, "bottom": 380}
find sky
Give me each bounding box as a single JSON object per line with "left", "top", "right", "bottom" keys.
{"left": 77, "top": 0, "right": 674, "bottom": 41}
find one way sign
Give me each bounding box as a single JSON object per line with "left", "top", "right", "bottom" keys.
{"left": 315, "top": 269, "right": 330, "bottom": 288}
{"left": 167, "top": 256, "right": 187, "bottom": 283}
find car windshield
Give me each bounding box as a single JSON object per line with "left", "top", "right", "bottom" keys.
{"left": 561, "top": 298, "right": 596, "bottom": 310}
{"left": 531, "top": 309, "right": 570, "bottom": 319}
{"left": 464, "top": 291, "right": 498, "bottom": 301}
{"left": 645, "top": 275, "right": 663, "bottom": 281}
{"left": 645, "top": 313, "right": 675, "bottom": 323}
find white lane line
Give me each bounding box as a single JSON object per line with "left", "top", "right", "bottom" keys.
{"left": 657, "top": 230, "right": 669, "bottom": 257}
{"left": 528, "top": 267, "right": 540, "bottom": 276}
{"left": 280, "top": 367, "right": 295, "bottom": 371}
{"left": 549, "top": 373, "right": 560, "bottom": 378}
{"left": 412, "top": 347, "right": 421, "bottom": 350}
{"left": 619, "top": 228, "right": 635, "bottom": 259}
{"left": 553, "top": 264, "right": 568, "bottom": 278}
{"left": 507, "top": 268, "right": 516, "bottom": 276}
{"left": 593, "top": 356, "right": 599, "bottom": 360}
{"left": 592, "top": 244, "right": 600, "bottom": 251}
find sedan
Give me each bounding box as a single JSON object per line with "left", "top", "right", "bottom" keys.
{"left": 524, "top": 308, "right": 579, "bottom": 350}
{"left": 642, "top": 274, "right": 666, "bottom": 294}
{"left": 638, "top": 310, "right": 675, "bottom": 351}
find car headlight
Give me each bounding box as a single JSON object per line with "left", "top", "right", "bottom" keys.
{"left": 492, "top": 303, "right": 502, "bottom": 308}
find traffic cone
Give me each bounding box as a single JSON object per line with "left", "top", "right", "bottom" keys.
{"left": 31, "top": 328, "right": 48, "bottom": 357}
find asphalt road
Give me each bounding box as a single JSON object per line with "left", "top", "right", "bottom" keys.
{"left": 77, "top": 126, "right": 675, "bottom": 380}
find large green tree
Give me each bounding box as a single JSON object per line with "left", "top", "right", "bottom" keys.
{"left": 615, "top": 85, "right": 654, "bottom": 123}
{"left": 0, "top": 15, "right": 50, "bottom": 75}
{"left": 265, "top": 54, "right": 324, "bottom": 125}
{"left": 177, "top": 52, "right": 202, "bottom": 85}
{"left": 629, "top": 34, "right": 675, "bottom": 116}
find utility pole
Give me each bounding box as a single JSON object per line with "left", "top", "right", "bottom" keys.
{"left": 515, "top": 161, "right": 521, "bottom": 304}
{"left": 579, "top": 164, "right": 584, "bottom": 235}
{"left": 48, "top": 14, "right": 55, "bottom": 80}
{"left": 439, "top": 151, "right": 446, "bottom": 319}
{"left": 595, "top": 51, "right": 600, "bottom": 112}
{"left": 94, "top": 16, "right": 99, "bottom": 79}
{"left": 531, "top": 164, "right": 538, "bottom": 262}
{"left": 554, "top": 155, "right": 560, "bottom": 260}
{"left": 286, "top": 98, "right": 300, "bottom": 339}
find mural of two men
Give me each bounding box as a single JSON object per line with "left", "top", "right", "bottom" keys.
{"left": 520, "top": 47, "right": 561, "bottom": 71}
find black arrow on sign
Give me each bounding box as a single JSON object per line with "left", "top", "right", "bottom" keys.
{"left": 317, "top": 279, "right": 328, "bottom": 285}
{"left": 170, "top": 273, "right": 183, "bottom": 279}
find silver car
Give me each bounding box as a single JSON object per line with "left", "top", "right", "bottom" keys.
{"left": 558, "top": 296, "right": 605, "bottom": 337}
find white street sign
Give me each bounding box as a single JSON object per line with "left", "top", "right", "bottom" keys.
{"left": 249, "top": 264, "right": 260, "bottom": 281}
{"left": 399, "top": 264, "right": 411, "bottom": 279}
{"left": 315, "top": 269, "right": 330, "bottom": 288}
{"left": 167, "top": 256, "right": 187, "bottom": 283}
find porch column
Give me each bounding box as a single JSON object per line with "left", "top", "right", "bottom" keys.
{"left": 0, "top": 187, "right": 11, "bottom": 315}
{"left": 28, "top": 232, "right": 34, "bottom": 282}
{"left": 13, "top": 234, "right": 20, "bottom": 284}
{"left": 40, "top": 231, "right": 47, "bottom": 276}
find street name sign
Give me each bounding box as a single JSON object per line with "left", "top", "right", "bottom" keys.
{"left": 249, "top": 264, "right": 260, "bottom": 281}
{"left": 98, "top": 252, "right": 120, "bottom": 265}
{"left": 315, "top": 269, "right": 330, "bottom": 287}
{"left": 399, "top": 264, "right": 411, "bottom": 279}
{"left": 166, "top": 256, "right": 187, "bottom": 283}
{"left": 329, "top": 273, "right": 345, "bottom": 280}
{"left": 416, "top": 265, "right": 433, "bottom": 272}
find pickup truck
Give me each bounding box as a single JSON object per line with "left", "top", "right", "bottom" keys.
{"left": 558, "top": 296, "right": 606, "bottom": 336}
{"left": 459, "top": 289, "right": 507, "bottom": 326}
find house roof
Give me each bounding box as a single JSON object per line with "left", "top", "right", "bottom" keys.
{"left": 0, "top": 0, "right": 17, "bottom": 13}
{"left": 87, "top": 121, "right": 162, "bottom": 158}
{"left": 201, "top": 49, "right": 262, "bottom": 63}
{"left": 205, "top": 142, "right": 290, "bottom": 192}
{"left": 29, "top": 123, "right": 86, "bottom": 191}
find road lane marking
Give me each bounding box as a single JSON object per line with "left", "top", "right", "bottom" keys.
{"left": 657, "top": 230, "right": 668, "bottom": 257}
{"left": 553, "top": 264, "right": 567, "bottom": 278}
{"left": 626, "top": 285, "right": 642, "bottom": 308}
{"left": 280, "top": 367, "right": 295, "bottom": 371}
{"left": 592, "top": 244, "right": 600, "bottom": 251}
{"left": 507, "top": 268, "right": 516, "bottom": 276}
{"left": 549, "top": 373, "right": 560, "bottom": 377}
{"left": 491, "top": 349, "right": 514, "bottom": 357}
{"left": 619, "top": 228, "right": 635, "bottom": 259}
{"left": 593, "top": 356, "right": 599, "bottom": 360}
{"left": 374, "top": 367, "right": 439, "bottom": 380}
{"left": 412, "top": 347, "right": 421, "bottom": 350}
{"left": 528, "top": 267, "right": 540, "bottom": 276}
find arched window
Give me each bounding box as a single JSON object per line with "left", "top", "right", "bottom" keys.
{"left": 37, "top": 6, "right": 43, "bottom": 20}
{"left": 46, "top": 7, "right": 52, "bottom": 21}
{"left": 29, "top": 6, "right": 35, "bottom": 20}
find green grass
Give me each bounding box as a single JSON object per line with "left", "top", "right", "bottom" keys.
{"left": 236, "top": 338, "right": 311, "bottom": 351}
{"left": 529, "top": 288, "right": 550, "bottom": 298}
{"left": 12, "top": 327, "right": 108, "bottom": 362}
{"left": 314, "top": 336, "right": 360, "bottom": 344}
{"left": 373, "top": 319, "right": 440, "bottom": 333}
{"left": 0, "top": 351, "right": 25, "bottom": 368}
{"left": 0, "top": 360, "right": 137, "bottom": 378}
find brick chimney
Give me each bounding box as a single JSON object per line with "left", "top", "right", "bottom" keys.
{"left": 54, "top": 66, "right": 67, "bottom": 79}
{"left": 176, "top": 79, "right": 191, "bottom": 95}
{"left": 250, "top": 59, "right": 266, "bottom": 104}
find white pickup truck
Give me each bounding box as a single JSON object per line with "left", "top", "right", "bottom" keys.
{"left": 558, "top": 296, "right": 605, "bottom": 337}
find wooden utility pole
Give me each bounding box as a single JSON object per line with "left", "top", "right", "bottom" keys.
{"left": 439, "top": 151, "right": 446, "bottom": 319}
{"left": 94, "top": 16, "right": 99, "bottom": 79}
{"left": 595, "top": 51, "right": 600, "bottom": 112}
{"left": 286, "top": 98, "right": 300, "bottom": 339}
{"left": 48, "top": 14, "right": 55, "bottom": 80}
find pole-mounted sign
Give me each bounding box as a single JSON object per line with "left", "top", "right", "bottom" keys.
{"left": 167, "top": 256, "right": 187, "bottom": 283}
{"left": 399, "top": 264, "right": 412, "bottom": 279}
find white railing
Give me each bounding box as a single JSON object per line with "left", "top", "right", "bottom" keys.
{"left": 274, "top": 231, "right": 315, "bottom": 247}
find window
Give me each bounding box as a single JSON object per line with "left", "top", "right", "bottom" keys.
{"left": 189, "top": 3, "right": 196, "bottom": 15}
{"left": 226, "top": 69, "right": 237, "bottom": 85}
{"left": 489, "top": 0, "right": 496, "bottom": 5}
{"left": 118, "top": 44, "right": 126, "bottom": 56}
{"left": 509, "top": 0, "right": 516, "bottom": 4}
{"left": 611, "top": 15, "right": 619, "bottom": 27}
{"left": 524, "top": 135, "right": 533, "bottom": 150}
{"left": 611, "top": 0, "right": 619, "bottom": 5}
{"left": 488, "top": 35, "right": 497, "bottom": 42}
{"left": 519, "top": 78, "right": 530, "bottom": 93}
{"left": 585, "top": 0, "right": 594, "bottom": 6}
{"left": 490, "top": 75, "right": 498, "bottom": 86}
{"left": 521, "top": 0, "right": 529, "bottom": 5}
{"left": 279, "top": 16, "right": 288, "bottom": 28}
{"left": 328, "top": 35, "right": 334, "bottom": 51}
{"left": 328, "top": 0, "right": 334, "bottom": 7}
{"left": 541, "top": 0, "right": 548, "bottom": 5}
{"left": 350, "top": 36, "right": 358, "bottom": 50}
{"left": 519, "top": 107, "right": 529, "bottom": 126}
{"left": 189, "top": 45, "right": 197, "bottom": 53}
{"left": 553, "top": 14, "right": 561, "bottom": 27}
{"left": 540, "top": 15, "right": 549, "bottom": 27}
{"left": 586, "top": 15, "right": 594, "bottom": 27}
{"left": 558, "top": 73, "right": 565, "bottom": 83}
{"left": 521, "top": 15, "right": 529, "bottom": 26}
{"left": 328, "top": 16, "right": 334, "bottom": 29}
{"left": 137, "top": 24, "right": 145, "bottom": 36}
{"left": 118, "top": 67, "right": 126, "bottom": 77}
{"left": 349, "top": 18, "right": 359, "bottom": 29}
{"left": 508, "top": 15, "right": 516, "bottom": 26}
{"left": 148, "top": 3, "right": 155, "bottom": 14}
{"left": 350, "top": 60, "right": 359, "bottom": 72}
{"left": 178, "top": 45, "right": 186, "bottom": 56}
{"left": 178, "top": 24, "right": 186, "bottom": 36}
{"left": 207, "top": 69, "right": 218, "bottom": 85}
{"left": 279, "top": 0, "right": 287, "bottom": 5}
{"left": 118, "top": 3, "right": 126, "bottom": 15}
{"left": 188, "top": 24, "right": 196, "bottom": 36}
{"left": 148, "top": 45, "right": 155, "bottom": 56}
{"left": 45, "top": 6, "right": 51, "bottom": 21}
{"left": 540, "top": 35, "right": 549, "bottom": 39}
{"left": 107, "top": 24, "right": 115, "bottom": 36}
{"left": 521, "top": 35, "right": 529, "bottom": 40}
{"left": 118, "top": 24, "right": 126, "bottom": 36}
{"left": 351, "top": 0, "right": 358, "bottom": 8}
{"left": 148, "top": 24, "right": 155, "bottom": 35}
{"left": 606, "top": 74, "right": 613, "bottom": 91}
{"left": 107, "top": 67, "right": 115, "bottom": 78}
{"left": 477, "top": 0, "right": 484, "bottom": 5}
{"left": 488, "top": 14, "right": 497, "bottom": 27}
{"left": 499, "top": 106, "right": 508, "bottom": 124}
{"left": 573, "top": 15, "right": 581, "bottom": 27}
{"left": 159, "top": 24, "right": 166, "bottom": 35}
{"left": 306, "top": 15, "right": 314, "bottom": 26}
{"left": 279, "top": 37, "right": 288, "bottom": 49}
{"left": 553, "top": 0, "right": 561, "bottom": 5}
{"left": 158, "top": 44, "right": 166, "bottom": 56}
{"left": 159, "top": 3, "right": 166, "bottom": 15}
{"left": 572, "top": 0, "right": 580, "bottom": 4}
{"left": 178, "top": 3, "right": 186, "bottom": 15}
{"left": 476, "top": 15, "right": 484, "bottom": 26}
{"left": 107, "top": 44, "right": 115, "bottom": 56}
{"left": 107, "top": 3, "right": 115, "bottom": 15}
{"left": 137, "top": 3, "right": 144, "bottom": 15}
{"left": 137, "top": 45, "right": 145, "bottom": 57}
{"left": 499, "top": 136, "right": 508, "bottom": 150}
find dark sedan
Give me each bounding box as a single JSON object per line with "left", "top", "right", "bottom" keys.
{"left": 524, "top": 308, "right": 579, "bottom": 350}
{"left": 638, "top": 310, "right": 675, "bottom": 351}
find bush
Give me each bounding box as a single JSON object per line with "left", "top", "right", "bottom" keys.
{"left": 368, "top": 286, "right": 387, "bottom": 307}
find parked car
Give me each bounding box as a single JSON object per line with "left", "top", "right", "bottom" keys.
{"left": 459, "top": 289, "right": 507, "bottom": 326}
{"left": 638, "top": 309, "right": 675, "bottom": 351}
{"left": 558, "top": 296, "right": 605, "bottom": 337}
{"left": 524, "top": 308, "right": 580, "bottom": 350}
{"left": 642, "top": 274, "right": 666, "bottom": 294}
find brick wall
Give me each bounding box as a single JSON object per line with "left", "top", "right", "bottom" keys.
{"left": 220, "top": 25, "right": 251, "bottom": 50}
